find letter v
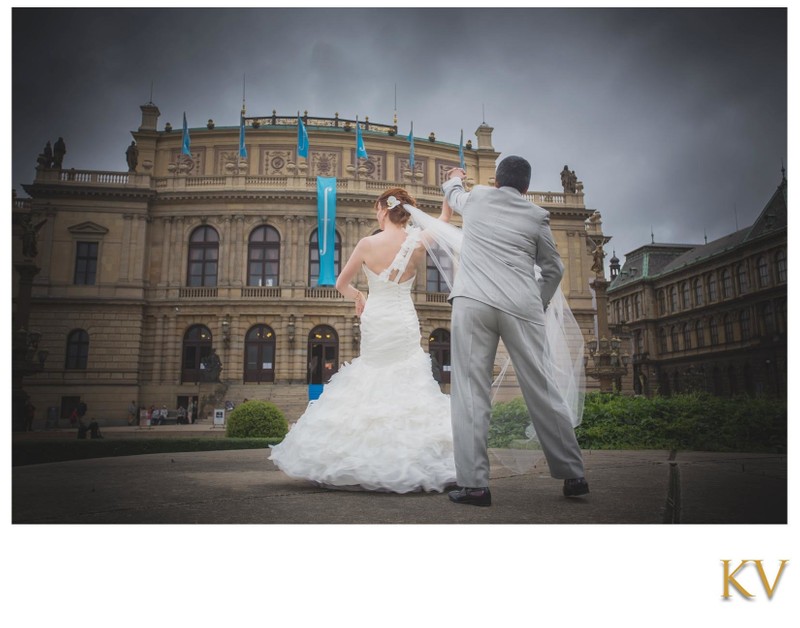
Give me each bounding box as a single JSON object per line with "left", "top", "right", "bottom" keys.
{"left": 753, "top": 560, "right": 789, "bottom": 599}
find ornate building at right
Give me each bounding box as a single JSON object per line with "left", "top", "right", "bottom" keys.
{"left": 607, "top": 172, "right": 787, "bottom": 398}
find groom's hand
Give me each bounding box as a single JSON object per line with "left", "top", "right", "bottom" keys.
{"left": 446, "top": 167, "right": 466, "bottom": 180}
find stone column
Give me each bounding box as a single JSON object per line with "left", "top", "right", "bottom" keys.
{"left": 221, "top": 216, "right": 233, "bottom": 287}
{"left": 295, "top": 217, "right": 307, "bottom": 285}
{"left": 282, "top": 216, "right": 294, "bottom": 286}
{"left": 120, "top": 214, "right": 134, "bottom": 283}
{"left": 233, "top": 215, "right": 245, "bottom": 287}
{"left": 159, "top": 217, "right": 173, "bottom": 287}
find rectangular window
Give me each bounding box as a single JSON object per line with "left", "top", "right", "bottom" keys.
{"left": 74, "top": 241, "right": 98, "bottom": 285}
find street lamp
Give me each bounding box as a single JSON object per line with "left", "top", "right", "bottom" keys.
{"left": 584, "top": 215, "right": 628, "bottom": 392}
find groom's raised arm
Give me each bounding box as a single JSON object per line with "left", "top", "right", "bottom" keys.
{"left": 442, "top": 169, "right": 470, "bottom": 215}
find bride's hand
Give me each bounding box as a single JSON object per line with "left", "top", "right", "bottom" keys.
{"left": 354, "top": 291, "right": 366, "bottom": 317}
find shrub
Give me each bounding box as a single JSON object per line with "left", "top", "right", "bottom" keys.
{"left": 488, "top": 397, "right": 530, "bottom": 448}
{"left": 490, "top": 392, "right": 786, "bottom": 453}
{"left": 225, "top": 400, "right": 288, "bottom": 439}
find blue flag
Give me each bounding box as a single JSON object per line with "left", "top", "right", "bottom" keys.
{"left": 316, "top": 177, "right": 337, "bottom": 286}
{"left": 407, "top": 121, "right": 415, "bottom": 171}
{"left": 182, "top": 112, "right": 191, "bottom": 156}
{"left": 458, "top": 129, "right": 465, "bottom": 170}
{"left": 297, "top": 113, "right": 309, "bottom": 158}
{"left": 355, "top": 116, "right": 368, "bottom": 159}
{"left": 239, "top": 115, "right": 247, "bottom": 158}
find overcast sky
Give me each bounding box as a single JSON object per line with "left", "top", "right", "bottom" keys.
{"left": 10, "top": 6, "right": 788, "bottom": 266}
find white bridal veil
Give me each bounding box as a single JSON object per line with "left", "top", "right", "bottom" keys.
{"left": 404, "top": 202, "right": 585, "bottom": 471}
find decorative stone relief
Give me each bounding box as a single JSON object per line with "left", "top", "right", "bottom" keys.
{"left": 215, "top": 147, "right": 247, "bottom": 174}
{"left": 357, "top": 152, "right": 384, "bottom": 180}
{"left": 310, "top": 150, "right": 340, "bottom": 178}
{"left": 436, "top": 160, "right": 460, "bottom": 186}
{"left": 261, "top": 150, "right": 293, "bottom": 175}
{"left": 397, "top": 158, "right": 425, "bottom": 183}
{"left": 169, "top": 150, "right": 202, "bottom": 175}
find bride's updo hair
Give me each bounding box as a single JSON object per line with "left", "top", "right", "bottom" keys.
{"left": 375, "top": 187, "right": 416, "bottom": 226}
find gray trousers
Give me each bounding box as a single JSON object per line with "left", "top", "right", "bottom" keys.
{"left": 450, "top": 297, "right": 585, "bottom": 487}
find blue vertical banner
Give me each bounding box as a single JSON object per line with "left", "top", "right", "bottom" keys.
{"left": 316, "top": 177, "right": 337, "bottom": 286}
{"left": 407, "top": 121, "right": 415, "bottom": 171}
{"left": 297, "top": 113, "right": 309, "bottom": 158}
{"left": 239, "top": 114, "right": 247, "bottom": 158}
{"left": 182, "top": 112, "right": 191, "bottom": 156}
{"left": 458, "top": 129, "right": 465, "bottom": 170}
{"left": 355, "top": 116, "right": 368, "bottom": 159}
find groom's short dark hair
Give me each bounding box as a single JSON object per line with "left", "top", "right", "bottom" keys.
{"left": 495, "top": 156, "right": 531, "bottom": 194}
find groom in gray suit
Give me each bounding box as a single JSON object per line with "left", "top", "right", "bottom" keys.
{"left": 443, "top": 156, "right": 589, "bottom": 507}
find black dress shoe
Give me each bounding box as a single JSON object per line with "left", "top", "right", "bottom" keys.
{"left": 448, "top": 487, "right": 492, "bottom": 507}
{"left": 563, "top": 477, "right": 590, "bottom": 497}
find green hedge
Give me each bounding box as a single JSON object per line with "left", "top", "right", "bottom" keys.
{"left": 489, "top": 392, "right": 786, "bottom": 453}
{"left": 225, "top": 400, "right": 288, "bottom": 439}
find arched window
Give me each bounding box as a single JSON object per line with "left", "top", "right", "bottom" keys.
{"left": 739, "top": 309, "right": 751, "bottom": 340}
{"left": 736, "top": 263, "right": 749, "bottom": 295}
{"left": 182, "top": 325, "right": 213, "bottom": 383}
{"left": 682, "top": 282, "right": 691, "bottom": 308}
{"left": 426, "top": 250, "right": 452, "bottom": 293}
{"left": 428, "top": 328, "right": 451, "bottom": 384}
{"left": 709, "top": 318, "right": 719, "bottom": 345}
{"left": 308, "top": 229, "right": 341, "bottom": 286}
{"left": 670, "top": 287, "right": 679, "bottom": 312}
{"left": 658, "top": 291, "right": 666, "bottom": 315}
{"left": 723, "top": 314, "right": 734, "bottom": 343}
{"left": 244, "top": 325, "right": 276, "bottom": 383}
{"left": 775, "top": 250, "right": 786, "bottom": 283}
{"left": 659, "top": 328, "right": 668, "bottom": 354}
{"left": 248, "top": 226, "right": 280, "bottom": 287}
{"left": 683, "top": 324, "right": 692, "bottom": 350}
{"left": 624, "top": 298, "right": 632, "bottom": 322}
{"left": 65, "top": 329, "right": 89, "bottom": 369}
{"left": 707, "top": 273, "right": 718, "bottom": 301}
{"left": 634, "top": 294, "right": 642, "bottom": 319}
{"left": 757, "top": 257, "right": 770, "bottom": 287}
{"left": 307, "top": 325, "right": 339, "bottom": 384}
{"left": 693, "top": 279, "right": 703, "bottom": 306}
{"left": 671, "top": 325, "right": 680, "bottom": 352}
{"left": 695, "top": 321, "right": 705, "bottom": 348}
{"left": 187, "top": 226, "right": 219, "bottom": 287}
{"left": 721, "top": 269, "right": 733, "bottom": 298}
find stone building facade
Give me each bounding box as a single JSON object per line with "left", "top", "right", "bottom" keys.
{"left": 606, "top": 175, "right": 787, "bottom": 398}
{"left": 12, "top": 103, "right": 601, "bottom": 426}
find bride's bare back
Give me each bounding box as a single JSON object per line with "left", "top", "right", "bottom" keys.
{"left": 359, "top": 228, "right": 424, "bottom": 283}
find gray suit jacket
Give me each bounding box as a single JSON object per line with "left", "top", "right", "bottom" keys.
{"left": 443, "top": 178, "right": 563, "bottom": 326}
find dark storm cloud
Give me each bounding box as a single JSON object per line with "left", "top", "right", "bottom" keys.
{"left": 11, "top": 7, "right": 787, "bottom": 264}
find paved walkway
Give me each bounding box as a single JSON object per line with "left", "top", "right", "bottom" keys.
{"left": 12, "top": 428, "right": 786, "bottom": 524}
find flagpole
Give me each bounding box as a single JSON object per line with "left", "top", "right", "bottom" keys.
{"left": 242, "top": 73, "right": 246, "bottom": 116}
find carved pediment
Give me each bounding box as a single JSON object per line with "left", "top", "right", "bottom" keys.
{"left": 68, "top": 221, "right": 109, "bottom": 235}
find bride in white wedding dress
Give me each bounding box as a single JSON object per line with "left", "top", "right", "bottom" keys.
{"left": 268, "top": 188, "right": 458, "bottom": 493}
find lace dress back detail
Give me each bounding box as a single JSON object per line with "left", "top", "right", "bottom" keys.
{"left": 377, "top": 226, "right": 422, "bottom": 284}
